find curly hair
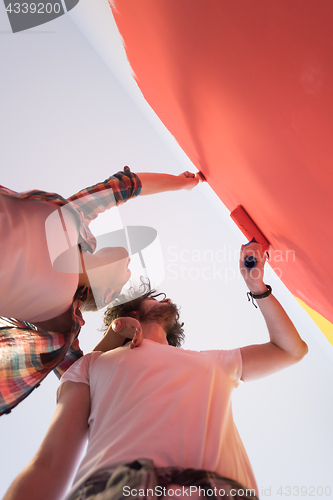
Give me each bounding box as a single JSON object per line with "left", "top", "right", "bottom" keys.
{"left": 103, "top": 279, "right": 185, "bottom": 347}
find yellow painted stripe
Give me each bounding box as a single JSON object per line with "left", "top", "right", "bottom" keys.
{"left": 295, "top": 297, "right": 333, "bottom": 346}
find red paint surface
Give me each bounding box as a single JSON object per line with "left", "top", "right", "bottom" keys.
{"left": 111, "top": 0, "right": 333, "bottom": 323}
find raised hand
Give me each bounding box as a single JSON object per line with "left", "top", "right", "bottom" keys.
{"left": 177, "top": 171, "right": 202, "bottom": 190}
{"left": 111, "top": 317, "right": 143, "bottom": 349}
{"left": 239, "top": 242, "right": 268, "bottom": 294}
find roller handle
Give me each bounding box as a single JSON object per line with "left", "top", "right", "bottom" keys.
{"left": 244, "top": 238, "right": 257, "bottom": 269}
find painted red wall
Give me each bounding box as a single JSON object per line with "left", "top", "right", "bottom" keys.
{"left": 111, "top": 0, "right": 333, "bottom": 324}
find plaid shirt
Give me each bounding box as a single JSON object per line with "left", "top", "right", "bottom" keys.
{"left": 0, "top": 167, "right": 142, "bottom": 416}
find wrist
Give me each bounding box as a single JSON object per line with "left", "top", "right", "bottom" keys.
{"left": 247, "top": 284, "right": 272, "bottom": 308}
{"left": 247, "top": 282, "right": 268, "bottom": 294}
{"left": 175, "top": 175, "right": 186, "bottom": 190}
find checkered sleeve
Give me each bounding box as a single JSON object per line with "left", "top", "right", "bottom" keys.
{"left": 53, "top": 338, "right": 84, "bottom": 380}
{"left": 0, "top": 319, "right": 73, "bottom": 416}
{"left": 66, "top": 167, "right": 142, "bottom": 223}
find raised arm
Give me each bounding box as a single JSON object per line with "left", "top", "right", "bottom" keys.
{"left": 67, "top": 168, "right": 201, "bottom": 224}
{"left": 3, "top": 382, "right": 90, "bottom": 500}
{"left": 239, "top": 243, "right": 308, "bottom": 382}
{"left": 138, "top": 171, "right": 201, "bottom": 196}
{"left": 93, "top": 317, "right": 143, "bottom": 352}
{"left": 66, "top": 167, "right": 142, "bottom": 223}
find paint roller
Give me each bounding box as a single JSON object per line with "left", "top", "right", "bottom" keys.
{"left": 230, "top": 205, "right": 270, "bottom": 268}
{"left": 197, "top": 171, "right": 207, "bottom": 182}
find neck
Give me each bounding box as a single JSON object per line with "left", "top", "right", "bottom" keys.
{"left": 78, "top": 250, "right": 96, "bottom": 287}
{"left": 33, "top": 307, "right": 73, "bottom": 334}
{"left": 141, "top": 322, "right": 168, "bottom": 345}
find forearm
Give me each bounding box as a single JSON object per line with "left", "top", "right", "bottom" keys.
{"left": 240, "top": 243, "right": 308, "bottom": 381}
{"left": 3, "top": 459, "right": 69, "bottom": 500}
{"left": 256, "top": 293, "right": 308, "bottom": 359}
{"left": 66, "top": 167, "right": 142, "bottom": 222}
{"left": 93, "top": 318, "right": 142, "bottom": 352}
{"left": 92, "top": 327, "right": 124, "bottom": 352}
{"left": 240, "top": 243, "right": 307, "bottom": 360}
{"left": 4, "top": 383, "right": 89, "bottom": 500}
{"left": 138, "top": 173, "right": 185, "bottom": 196}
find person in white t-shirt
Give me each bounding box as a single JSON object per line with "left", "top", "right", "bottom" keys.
{"left": 3, "top": 243, "right": 308, "bottom": 500}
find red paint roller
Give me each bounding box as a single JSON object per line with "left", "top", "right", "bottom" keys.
{"left": 230, "top": 205, "right": 270, "bottom": 268}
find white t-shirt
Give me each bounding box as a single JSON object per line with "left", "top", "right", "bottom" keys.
{"left": 0, "top": 194, "right": 79, "bottom": 322}
{"left": 58, "top": 339, "right": 258, "bottom": 496}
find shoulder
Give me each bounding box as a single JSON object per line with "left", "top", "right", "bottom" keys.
{"left": 58, "top": 351, "right": 102, "bottom": 387}
{"left": 199, "top": 348, "right": 242, "bottom": 382}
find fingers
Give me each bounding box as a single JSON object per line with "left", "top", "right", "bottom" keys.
{"left": 182, "top": 171, "right": 195, "bottom": 178}
{"left": 240, "top": 242, "right": 264, "bottom": 259}
{"left": 240, "top": 242, "right": 266, "bottom": 270}
{"left": 183, "top": 171, "right": 204, "bottom": 182}
{"left": 239, "top": 242, "right": 267, "bottom": 291}
{"left": 111, "top": 319, "right": 122, "bottom": 332}
{"left": 187, "top": 175, "right": 200, "bottom": 190}
{"left": 130, "top": 326, "right": 143, "bottom": 349}
{"left": 240, "top": 252, "right": 266, "bottom": 273}
{"left": 177, "top": 171, "right": 202, "bottom": 190}
{"left": 111, "top": 317, "right": 143, "bottom": 348}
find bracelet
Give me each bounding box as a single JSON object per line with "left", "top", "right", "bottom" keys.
{"left": 247, "top": 284, "right": 272, "bottom": 308}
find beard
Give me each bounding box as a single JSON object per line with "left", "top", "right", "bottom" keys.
{"left": 139, "top": 301, "right": 178, "bottom": 333}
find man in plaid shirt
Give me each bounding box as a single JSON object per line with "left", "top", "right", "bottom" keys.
{"left": 0, "top": 168, "right": 200, "bottom": 416}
